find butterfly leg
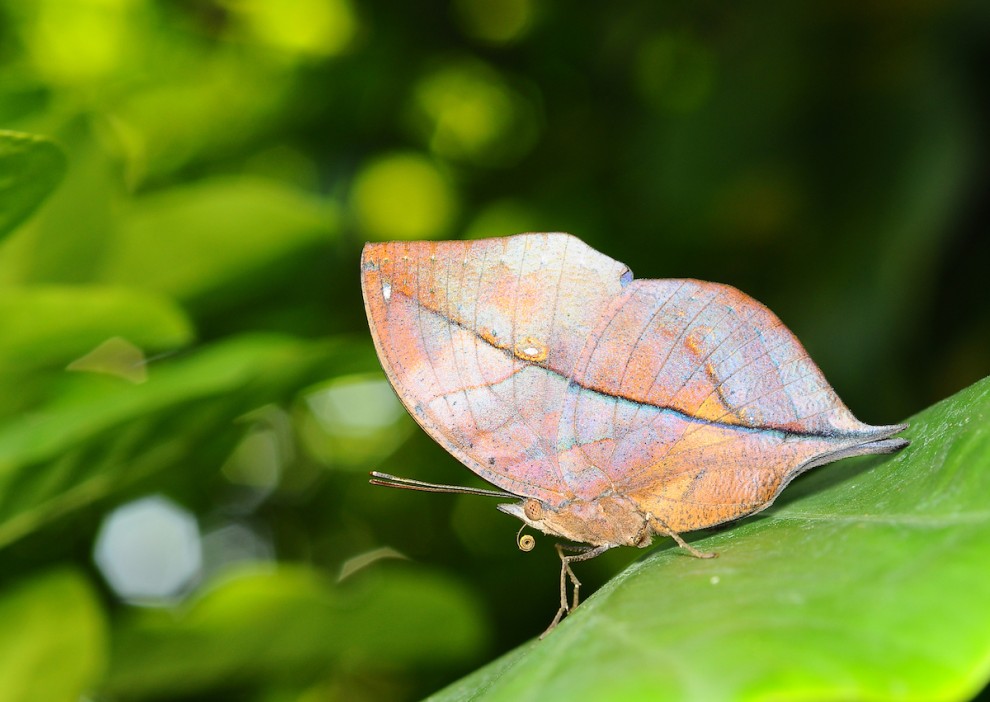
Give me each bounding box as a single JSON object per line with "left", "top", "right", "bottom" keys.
{"left": 651, "top": 516, "right": 717, "bottom": 559}
{"left": 541, "top": 543, "right": 612, "bottom": 638}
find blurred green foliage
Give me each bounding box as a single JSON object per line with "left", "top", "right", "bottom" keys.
{"left": 0, "top": 1, "right": 987, "bottom": 700}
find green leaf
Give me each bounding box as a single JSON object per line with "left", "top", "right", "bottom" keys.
{"left": 0, "top": 569, "right": 107, "bottom": 702}
{"left": 0, "top": 285, "right": 193, "bottom": 374}
{"left": 0, "top": 131, "right": 67, "bottom": 241}
{"left": 98, "top": 177, "right": 337, "bottom": 305}
{"left": 0, "top": 130, "right": 118, "bottom": 286}
{"left": 102, "top": 564, "right": 488, "bottom": 698}
{"left": 431, "top": 376, "right": 990, "bottom": 702}
{"left": 0, "top": 334, "right": 377, "bottom": 549}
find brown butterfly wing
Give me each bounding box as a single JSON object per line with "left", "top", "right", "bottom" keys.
{"left": 361, "top": 233, "right": 631, "bottom": 505}
{"left": 558, "top": 277, "right": 906, "bottom": 530}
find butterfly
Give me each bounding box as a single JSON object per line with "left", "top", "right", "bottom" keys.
{"left": 361, "top": 232, "right": 908, "bottom": 635}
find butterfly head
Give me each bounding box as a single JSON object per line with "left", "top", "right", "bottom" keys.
{"left": 497, "top": 499, "right": 555, "bottom": 536}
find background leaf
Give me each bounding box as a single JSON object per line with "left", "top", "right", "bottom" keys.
{"left": 430, "top": 376, "right": 990, "bottom": 702}
{"left": 98, "top": 177, "right": 338, "bottom": 308}
{"left": 0, "top": 569, "right": 106, "bottom": 702}
{"left": 0, "top": 131, "right": 66, "bottom": 241}
{"left": 0, "top": 334, "right": 374, "bottom": 550}
{"left": 102, "top": 564, "right": 488, "bottom": 699}
{"left": 0, "top": 285, "right": 192, "bottom": 374}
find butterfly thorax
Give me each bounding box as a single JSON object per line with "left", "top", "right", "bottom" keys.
{"left": 499, "top": 495, "right": 655, "bottom": 549}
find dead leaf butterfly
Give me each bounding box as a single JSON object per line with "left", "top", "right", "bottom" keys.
{"left": 361, "top": 233, "right": 908, "bottom": 636}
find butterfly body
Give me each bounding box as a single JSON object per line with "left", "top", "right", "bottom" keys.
{"left": 499, "top": 494, "right": 653, "bottom": 549}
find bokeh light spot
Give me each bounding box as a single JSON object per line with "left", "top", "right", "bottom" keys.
{"left": 299, "top": 374, "right": 413, "bottom": 469}
{"left": 225, "top": 0, "right": 358, "bottom": 57}
{"left": 307, "top": 375, "right": 404, "bottom": 433}
{"left": 411, "top": 60, "right": 540, "bottom": 167}
{"left": 350, "top": 153, "right": 457, "bottom": 240}
{"left": 200, "top": 522, "right": 274, "bottom": 582}
{"left": 22, "top": 0, "right": 143, "bottom": 84}
{"left": 453, "top": 0, "right": 535, "bottom": 44}
{"left": 93, "top": 495, "right": 202, "bottom": 605}
{"left": 464, "top": 199, "right": 541, "bottom": 239}
{"left": 221, "top": 427, "right": 283, "bottom": 490}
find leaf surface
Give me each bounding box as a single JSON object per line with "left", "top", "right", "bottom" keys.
{"left": 431, "top": 376, "right": 990, "bottom": 702}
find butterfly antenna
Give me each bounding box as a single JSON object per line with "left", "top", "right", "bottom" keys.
{"left": 369, "top": 471, "right": 514, "bottom": 498}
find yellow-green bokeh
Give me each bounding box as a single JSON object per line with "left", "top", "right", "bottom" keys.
{"left": 463, "top": 199, "right": 541, "bottom": 240}
{"left": 410, "top": 60, "right": 540, "bottom": 167}
{"left": 453, "top": 0, "right": 537, "bottom": 44}
{"left": 350, "top": 153, "right": 458, "bottom": 241}
{"left": 18, "top": 0, "right": 148, "bottom": 84}
{"left": 224, "top": 0, "right": 359, "bottom": 58}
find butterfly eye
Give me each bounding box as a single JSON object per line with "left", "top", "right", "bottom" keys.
{"left": 524, "top": 499, "right": 545, "bottom": 521}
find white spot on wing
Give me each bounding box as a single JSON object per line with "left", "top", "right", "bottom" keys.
{"left": 382, "top": 279, "right": 392, "bottom": 301}
{"left": 513, "top": 337, "right": 548, "bottom": 362}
